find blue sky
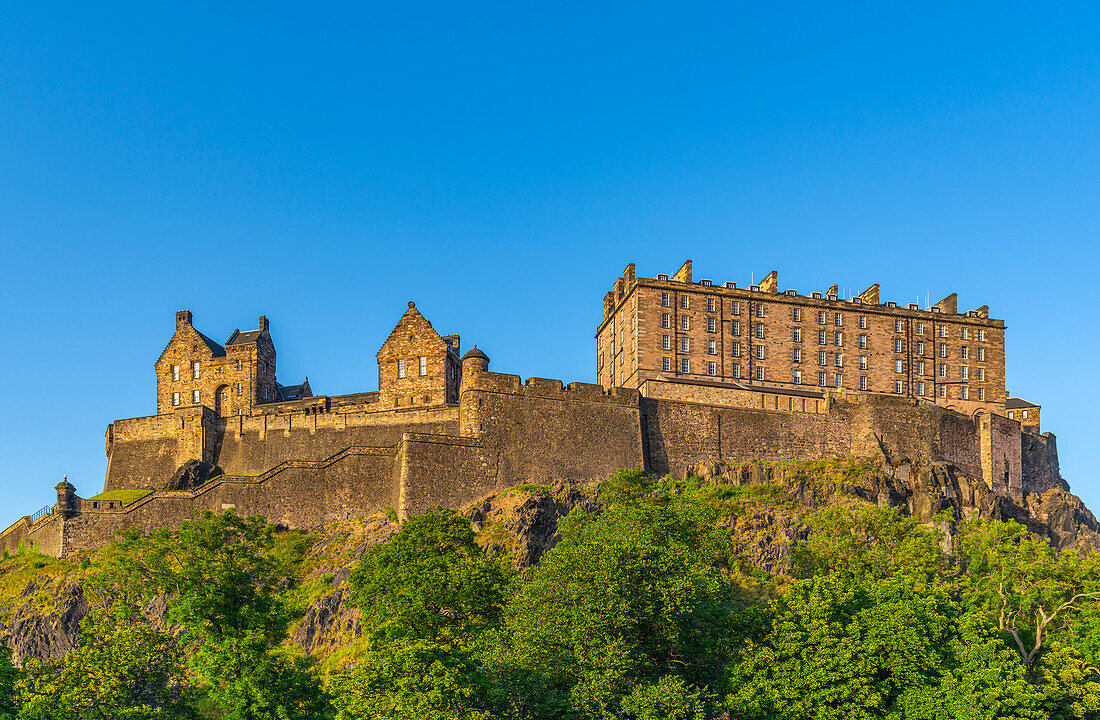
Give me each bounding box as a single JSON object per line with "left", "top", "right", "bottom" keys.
{"left": 2, "top": 2, "right": 1098, "bottom": 529}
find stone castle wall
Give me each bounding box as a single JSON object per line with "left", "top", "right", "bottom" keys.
{"left": 4, "top": 368, "right": 1060, "bottom": 558}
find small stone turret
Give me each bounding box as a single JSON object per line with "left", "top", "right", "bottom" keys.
{"left": 461, "top": 346, "right": 490, "bottom": 385}
{"left": 55, "top": 477, "right": 78, "bottom": 518}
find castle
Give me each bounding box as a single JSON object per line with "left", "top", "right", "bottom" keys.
{"left": 2, "top": 262, "right": 1059, "bottom": 558}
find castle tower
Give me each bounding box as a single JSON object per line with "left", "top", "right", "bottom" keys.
{"left": 155, "top": 310, "right": 282, "bottom": 416}
{"left": 376, "top": 302, "right": 462, "bottom": 407}
{"left": 55, "top": 477, "right": 77, "bottom": 518}
{"left": 460, "top": 346, "right": 490, "bottom": 390}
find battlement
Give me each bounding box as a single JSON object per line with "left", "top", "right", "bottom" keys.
{"left": 463, "top": 371, "right": 640, "bottom": 406}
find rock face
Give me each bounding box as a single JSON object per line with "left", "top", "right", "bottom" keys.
{"left": 691, "top": 459, "right": 1100, "bottom": 553}
{"left": 3, "top": 581, "right": 87, "bottom": 665}
{"left": 163, "top": 459, "right": 223, "bottom": 492}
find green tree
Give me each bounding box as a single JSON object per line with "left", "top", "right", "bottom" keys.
{"left": 347, "top": 508, "right": 512, "bottom": 645}
{"left": 954, "top": 519, "right": 1100, "bottom": 670}
{"left": 792, "top": 503, "right": 947, "bottom": 585}
{"left": 109, "top": 510, "right": 331, "bottom": 720}
{"left": 331, "top": 509, "right": 511, "bottom": 720}
{"left": 0, "top": 645, "right": 17, "bottom": 720}
{"left": 727, "top": 577, "right": 1045, "bottom": 720}
{"left": 493, "top": 503, "right": 737, "bottom": 720}
{"left": 14, "top": 611, "right": 192, "bottom": 720}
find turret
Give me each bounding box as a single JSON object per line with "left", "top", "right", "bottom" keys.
{"left": 55, "top": 476, "right": 78, "bottom": 518}
{"left": 461, "top": 346, "right": 490, "bottom": 383}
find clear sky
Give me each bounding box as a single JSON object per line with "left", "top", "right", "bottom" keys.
{"left": 2, "top": 2, "right": 1098, "bottom": 530}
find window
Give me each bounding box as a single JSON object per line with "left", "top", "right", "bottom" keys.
{"left": 979, "top": 329, "right": 986, "bottom": 342}
{"left": 834, "top": 332, "right": 842, "bottom": 346}
{"left": 938, "top": 385, "right": 947, "bottom": 398}
{"left": 834, "top": 312, "right": 842, "bottom": 326}
{"left": 192, "top": 362, "right": 200, "bottom": 379}
{"left": 960, "top": 386, "right": 969, "bottom": 400}
{"left": 938, "top": 364, "right": 947, "bottom": 377}
{"left": 731, "top": 301, "right": 740, "bottom": 315}
{"left": 894, "top": 359, "right": 903, "bottom": 373}
{"left": 680, "top": 316, "right": 689, "bottom": 331}
{"left": 793, "top": 308, "right": 802, "bottom": 322}
{"left": 1023, "top": 410, "right": 1029, "bottom": 419}
{"left": 731, "top": 320, "right": 741, "bottom": 336}
{"left": 860, "top": 376, "right": 868, "bottom": 391}
{"left": 680, "top": 296, "right": 689, "bottom": 309}
{"left": 794, "top": 369, "right": 802, "bottom": 384}
{"left": 680, "top": 337, "right": 690, "bottom": 352}
{"left": 755, "top": 303, "right": 764, "bottom": 318}
{"left": 819, "top": 351, "right": 827, "bottom": 366}
{"left": 1008, "top": 411, "right": 1015, "bottom": 419}
{"left": 961, "top": 366, "right": 968, "bottom": 380}
{"left": 755, "top": 345, "right": 765, "bottom": 360}
{"left": 171, "top": 365, "right": 180, "bottom": 381}
{"left": 662, "top": 314, "right": 670, "bottom": 329}
{"left": 818, "top": 330, "right": 827, "bottom": 345}
{"left": 237, "top": 383, "right": 242, "bottom": 396}
{"left": 662, "top": 335, "right": 670, "bottom": 350}
{"left": 859, "top": 355, "right": 868, "bottom": 370}
{"left": 917, "top": 361, "right": 925, "bottom": 375}
{"left": 708, "top": 361, "right": 717, "bottom": 376}
{"left": 978, "top": 367, "right": 985, "bottom": 382}
{"left": 916, "top": 341, "right": 924, "bottom": 355}
{"left": 859, "top": 316, "right": 867, "bottom": 329}
{"left": 818, "top": 311, "right": 826, "bottom": 324}
{"left": 916, "top": 322, "right": 924, "bottom": 334}
{"left": 731, "top": 364, "right": 741, "bottom": 379}
{"left": 192, "top": 390, "right": 200, "bottom": 403}
{"left": 680, "top": 358, "right": 690, "bottom": 374}
{"left": 938, "top": 343, "right": 947, "bottom": 358}
{"left": 961, "top": 346, "right": 969, "bottom": 359}
{"left": 419, "top": 356, "right": 427, "bottom": 375}
{"left": 172, "top": 392, "right": 180, "bottom": 406}
{"left": 961, "top": 327, "right": 969, "bottom": 340}
{"left": 731, "top": 342, "right": 740, "bottom": 357}
{"left": 662, "top": 292, "right": 670, "bottom": 307}
{"left": 755, "top": 323, "right": 765, "bottom": 338}
{"left": 662, "top": 357, "right": 671, "bottom": 372}
{"left": 978, "top": 348, "right": 986, "bottom": 362}
{"left": 793, "top": 328, "right": 802, "bottom": 343}
{"left": 793, "top": 348, "right": 802, "bottom": 362}
{"left": 398, "top": 359, "right": 406, "bottom": 378}
{"left": 707, "top": 339, "right": 716, "bottom": 355}
{"left": 895, "top": 380, "right": 904, "bottom": 393}
{"left": 755, "top": 366, "right": 765, "bottom": 381}
{"left": 835, "top": 373, "right": 843, "bottom": 388}
{"left": 859, "top": 334, "right": 868, "bottom": 349}
{"left": 236, "top": 359, "right": 242, "bottom": 371}
{"left": 938, "top": 325, "right": 946, "bottom": 338}
{"left": 978, "top": 388, "right": 985, "bottom": 401}
{"left": 819, "top": 372, "right": 827, "bottom": 386}
{"left": 918, "top": 382, "right": 925, "bottom": 396}
{"left": 707, "top": 297, "right": 715, "bottom": 312}
{"left": 707, "top": 316, "right": 716, "bottom": 332}
{"left": 894, "top": 338, "right": 903, "bottom": 352}
{"left": 894, "top": 319, "right": 903, "bottom": 332}
{"left": 835, "top": 353, "right": 843, "bottom": 367}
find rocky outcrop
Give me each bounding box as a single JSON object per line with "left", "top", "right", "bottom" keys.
{"left": 3, "top": 581, "right": 86, "bottom": 665}
{"left": 691, "top": 459, "right": 1100, "bottom": 553}
{"left": 164, "top": 459, "right": 223, "bottom": 492}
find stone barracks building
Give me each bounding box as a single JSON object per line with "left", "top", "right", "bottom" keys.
{"left": 2, "top": 262, "right": 1058, "bottom": 557}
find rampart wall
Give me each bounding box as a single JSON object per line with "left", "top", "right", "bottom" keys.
{"left": 6, "top": 372, "right": 1060, "bottom": 558}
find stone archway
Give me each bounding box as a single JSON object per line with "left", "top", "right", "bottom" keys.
{"left": 215, "top": 385, "right": 231, "bottom": 417}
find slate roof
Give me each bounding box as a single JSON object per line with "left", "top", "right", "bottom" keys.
{"left": 227, "top": 329, "right": 263, "bottom": 346}
{"left": 1005, "top": 397, "right": 1039, "bottom": 409}
{"left": 195, "top": 330, "right": 226, "bottom": 357}
{"left": 276, "top": 382, "right": 310, "bottom": 401}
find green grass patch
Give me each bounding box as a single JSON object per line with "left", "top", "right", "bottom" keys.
{"left": 502, "top": 483, "right": 552, "bottom": 496}
{"left": 86, "top": 488, "right": 153, "bottom": 505}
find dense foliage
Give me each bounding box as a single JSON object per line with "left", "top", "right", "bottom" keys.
{"left": 5, "top": 465, "right": 1100, "bottom": 718}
